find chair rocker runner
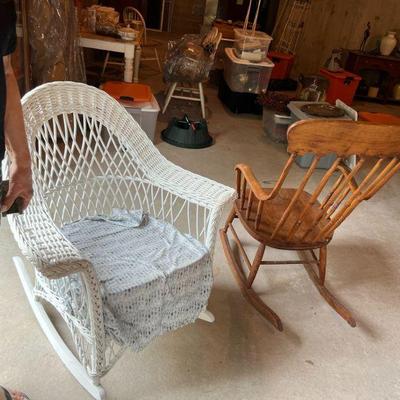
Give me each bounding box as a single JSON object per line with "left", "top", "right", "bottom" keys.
{"left": 220, "top": 119, "right": 400, "bottom": 331}
{"left": 7, "top": 81, "right": 235, "bottom": 399}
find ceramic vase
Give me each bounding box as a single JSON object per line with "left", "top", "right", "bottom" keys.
{"left": 380, "top": 31, "right": 397, "bottom": 56}
{"left": 393, "top": 83, "right": 400, "bottom": 100}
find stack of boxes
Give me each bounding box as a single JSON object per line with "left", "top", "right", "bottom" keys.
{"left": 219, "top": 29, "right": 274, "bottom": 114}
{"left": 102, "top": 82, "right": 160, "bottom": 143}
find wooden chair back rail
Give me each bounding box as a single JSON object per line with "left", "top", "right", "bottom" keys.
{"left": 286, "top": 157, "right": 343, "bottom": 241}
{"left": 288, "top": 120, "right": 400, "bottom": 158}
{"left": 335, "top": 163, "right": 359, "bottom": 192}
{"left": 268, "top": 153, "right": 297, "bottom": 199}
{"left": 316, "top": 157, "right": 400, "bottom": 241}
{"left": 300, "top": 157, "right": 367, "bottom": 242}
{"left": 363, "top": 158, "right": 400, "bottom": 200}
{"left": 270, "top": 155, "right": 321, "bottom": 240}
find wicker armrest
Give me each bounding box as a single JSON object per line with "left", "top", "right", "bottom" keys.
{"left": 8, "top": 205, "right": 90, "bottom": 280}
{"left": 150, "top": 161, "right": 236, "bottom": 210}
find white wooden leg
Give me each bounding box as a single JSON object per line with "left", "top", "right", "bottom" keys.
{"left": 13, "top": 257, "right": 106, "bottom": 400}
{"left": 134, "top": 45, "right": 142, "bottom": 83}
{"left": 155, "top": 48, "right": 162, "bottom": 72}
{"left": 101, "top": 52, "right": 110, "bottom": 78}
{"left": 198, "top": 309, "right": 215, "bottom": 323}
{"left": 164, "top": 83, "right": 170, "bottom": 96}
{"left": 199, "top": 82, "right": 206, "bottom": 119}
{"left": 162, "top": 82, "right": 177, "bottom": 114}
{"left": 124, "top": 56, "right": 134, "bottom": 83}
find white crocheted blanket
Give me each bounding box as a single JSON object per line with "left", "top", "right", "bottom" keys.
{"left": 61, "top": 209, "right": 212, "bottom": 351}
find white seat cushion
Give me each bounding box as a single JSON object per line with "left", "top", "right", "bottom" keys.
{"left": 61, "top": 209, "right": 212, "bottom": 351}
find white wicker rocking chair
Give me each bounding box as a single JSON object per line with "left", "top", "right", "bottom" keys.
{"left": 7, "top": 81, "right": 235, "bottom": 399}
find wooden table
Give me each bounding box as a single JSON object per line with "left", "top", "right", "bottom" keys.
{"left": 79, "top": 32, "right": 142, "bottom": 83}
{"left": 345, "top": 50, "right": 400, "bottom": 103}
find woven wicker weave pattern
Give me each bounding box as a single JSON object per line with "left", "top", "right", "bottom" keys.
{"left": 6, "top": 81, "right": 235, "bottom": 383}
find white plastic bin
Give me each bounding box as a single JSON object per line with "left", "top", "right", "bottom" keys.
{"left": 224, "top": 48, "right": 274, "bottom": 94}
{"left": 262, "top": 108, "right": 292, "bottom": 143}
{"left": 234, "top": 28, "right": 272, "bottom": 62}
{"left": 123, "top": 95, "right": 160, "bottom": 142}
{"left": 287, "top": 101, "right": 353, "bottom": 169}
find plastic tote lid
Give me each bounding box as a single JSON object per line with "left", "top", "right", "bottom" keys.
{"left": 225, "top": 48, "right": 274, "bottom": 67}
{"left": 102, "top": 81, "right": 153, "bottom": 104}
{"left": 233, "top": 28, "right": 272, "bottom": 40}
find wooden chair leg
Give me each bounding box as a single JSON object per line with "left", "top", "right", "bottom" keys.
{"left": 199, "top": 82, "right": 206, "bottom": 119}
{"left": 220, "top": 227, "right": 283, "bottom": 331}
{"left": 155, "top": 48, "right": 162, "bottom": 72}
{"left": 101, "top": 51, "right": 110, "bottom": 78}
{"left": 318, "top": 246, "right": 327, "bottom": 285}
{"left": 162, "top": 82, "right": 177, "bottom": 114}
{"left": 223, "top": 207, "right": 237, "bottom": 232}
{"left": 247, "top": 243, "right": 265, "bottom": 288}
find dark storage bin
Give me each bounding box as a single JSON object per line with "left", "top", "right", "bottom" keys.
{"left": 218, "top": 77, "right": 263, "bottom": 115}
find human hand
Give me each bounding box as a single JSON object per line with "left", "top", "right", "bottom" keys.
{"left": 1, "top": 162, "right": 33, "bottom": 213}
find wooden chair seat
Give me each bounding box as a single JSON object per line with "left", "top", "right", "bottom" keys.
{"left": 235, "top": 188, "right": 331, "bottom": 249}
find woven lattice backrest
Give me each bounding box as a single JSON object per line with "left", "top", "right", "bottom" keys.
{"left": 22, "top": 82, "right": 160, "bottom": 226}
{"left": 236, "top": 120, "right": 400, "bottom": 246}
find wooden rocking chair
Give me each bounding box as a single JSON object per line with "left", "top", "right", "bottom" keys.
{"left": 220, "top": 119, "right": 400, "bottom": 331}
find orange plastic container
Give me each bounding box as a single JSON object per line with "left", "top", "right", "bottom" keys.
{"left": 102, "top": 81, "right": 152, "bottom": 104}
{"left": 359, "top": 112, "right": 400, "bottom": 125}
{"left": 268, "top": 51, "right": 294, "bottom": 80}
{"left": 320, "top": 68, "right": 361, "bottom": 105}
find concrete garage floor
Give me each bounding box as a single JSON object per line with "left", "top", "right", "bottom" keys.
{"left": 2, "top": 39, "right": 400, "bottom": 399}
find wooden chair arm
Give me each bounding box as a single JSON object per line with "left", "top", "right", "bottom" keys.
{"left": 235, "top": 164, "right": 270, "bottom": 201}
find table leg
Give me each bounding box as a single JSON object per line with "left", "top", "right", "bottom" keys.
{"left": 134, "top": 45, "right": 142, "bottom": 83}
{"left": 124, "top": 57, "right": 134, "bottom": 83}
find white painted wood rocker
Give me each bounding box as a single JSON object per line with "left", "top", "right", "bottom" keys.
{"left": 7, "top": 82, "right": 234, "bottom": 399}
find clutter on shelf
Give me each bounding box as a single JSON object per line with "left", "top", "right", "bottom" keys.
{"left": 79, "top": 5, "right": 143, "bottom": 41}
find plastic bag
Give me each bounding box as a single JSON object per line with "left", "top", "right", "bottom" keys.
{"left": 29, "top": 0, "right": 86, "bottom": 86}
{"left": 164, "top": 33, "right": 216, "bottom": 83}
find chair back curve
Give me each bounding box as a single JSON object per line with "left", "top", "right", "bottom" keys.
{"left": 123, "top": 7, "right": 147, "bottom": 44}
{"left": 21, "top": 81, "right": 164, "bottom": 226}
{"left": 236, "top": 120, "right": 400, "bottom": 248}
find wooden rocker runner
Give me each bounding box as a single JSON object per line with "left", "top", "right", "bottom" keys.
{"left": 220, "top": 119, "right": 400, "bottom": 331}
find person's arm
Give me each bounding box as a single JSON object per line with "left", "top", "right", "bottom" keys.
{"left": 2, "top": 55, "right": 32, "bottom": 212}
